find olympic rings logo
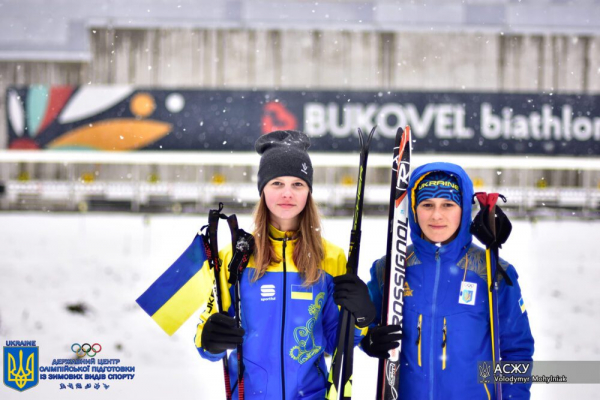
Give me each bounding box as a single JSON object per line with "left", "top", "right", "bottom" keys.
{"left": 71, "top": 343, "right": 102, "bottom": 358}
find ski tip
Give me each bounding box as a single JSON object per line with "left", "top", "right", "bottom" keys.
{"left": 367, "top": 125, "right": 376, "bottom": 145}
{"left": 395, "top": 125, "right": 412, "bottom": 142}
{"left": 357, "top": 126, "right": 376, "bottom": 152}
{"left": 398, "top": 125, "right": 412, "bottom": 142}
{"left": 397, "top": 126, "right": 412, "bottom": 156}
{"left": 357, "top": 127, "right": 364, "bottom": 149}
{"left": 369, "top": 125, "right": 377, "bottom": 138}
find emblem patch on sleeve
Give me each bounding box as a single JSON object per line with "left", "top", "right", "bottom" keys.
{"left": 458, "top": 281, "right": 477, "bottom": 306}
{"left": 519, "top": 297, "right": 526, "bottom": 313}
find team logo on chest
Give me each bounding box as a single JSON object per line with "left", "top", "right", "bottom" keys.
{"left": 458, "top": 281, "right": 477, "bottom": 305}
{"left": 260, "top": 284, "right": 276, "bottom": 301}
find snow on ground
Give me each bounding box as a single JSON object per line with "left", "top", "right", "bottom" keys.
{"left": 0, "top": 213, "right": 599, "bottom": 399}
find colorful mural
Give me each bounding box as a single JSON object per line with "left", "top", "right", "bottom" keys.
{"left": 7, "top": 86, "right": 173, "bottom": 151}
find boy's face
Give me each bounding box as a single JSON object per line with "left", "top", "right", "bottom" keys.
{"left": 416, "top": 198, "right": 462, "bottom": 244}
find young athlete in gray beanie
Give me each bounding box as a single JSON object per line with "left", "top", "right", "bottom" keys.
{"left": 255, "top": 130, "right": 313, "bottom": 194}
{"left": 196, "top": 129, "right": 377, "bottom": 400}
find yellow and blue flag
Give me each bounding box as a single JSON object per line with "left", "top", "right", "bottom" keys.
{"left": 519, "top": 297, "right": 526, "bottom": 313}
{"left": 291, "top": 284, "right": 313, "bottom": 300}
{"left": 136, "top": 234, "right": 212, "bottom": 336}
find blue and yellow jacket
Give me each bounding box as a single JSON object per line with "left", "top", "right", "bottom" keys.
{"left": 195, "top": 225, "right": 365, "bottom": 400}
{"left": 367, "top": 162, "right": 534, "bottom": 400}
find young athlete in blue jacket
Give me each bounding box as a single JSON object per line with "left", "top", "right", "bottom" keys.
{"left": 362, "top": 162, "right": 534, "bottom": 399}
{"left": 194, "top": 130, "right": 375, "bottom": 400}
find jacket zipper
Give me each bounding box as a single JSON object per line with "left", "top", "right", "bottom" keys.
{"left": 416, "top": 314, "right": 423, "bottom": 367}
{"left": 280, "top": 237, "right": 288, "bottom": 400}
{"left": 429, "top": 248, "right": 441, "bottom": 400}
{"left": 442, "top": 318, "right": 447, "bottom": 370}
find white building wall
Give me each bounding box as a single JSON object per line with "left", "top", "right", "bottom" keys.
{"left": 2, "top": 28, "right": 600, "bottom": 149}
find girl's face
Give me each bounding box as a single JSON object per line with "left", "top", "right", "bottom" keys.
{"left": 263, "top": 176, "right": 309, "bottom": 231}
{"left": 416, "top": 198, "right": 462, "bottom": 244}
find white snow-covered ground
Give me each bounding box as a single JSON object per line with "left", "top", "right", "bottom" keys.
{"left": 0, "top": 213, "right": 599, "bottom": 399}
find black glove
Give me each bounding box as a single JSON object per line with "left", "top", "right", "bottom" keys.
{"left": 333, "top": 274, "right": 376, "bottom": 328}
{"left": 201, "top": 313, "right": 245, "bottom": 354}
{"left": 470, "top": 205, "right": 512, "bottom": 248}
{"left": 360, "top": 325, "right": 402, "bottom": 359}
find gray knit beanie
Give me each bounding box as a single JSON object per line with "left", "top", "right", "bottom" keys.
{"left": 255, "top": 130, "right": 313, "bottom": 194}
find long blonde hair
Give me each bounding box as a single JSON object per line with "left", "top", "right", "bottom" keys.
{"left": 252, "top": 192, "right": 325, "bottom": 285}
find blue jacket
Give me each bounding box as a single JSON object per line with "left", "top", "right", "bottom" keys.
{"left": 367, "top": 162, "right": 534, "bottom": 400}
{"left": 195, "top": 225, "right": 366, "bottom": 400}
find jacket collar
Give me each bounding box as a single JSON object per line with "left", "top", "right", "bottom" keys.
{"left": 268, "top": 224, "right": 299, "bottom": 242}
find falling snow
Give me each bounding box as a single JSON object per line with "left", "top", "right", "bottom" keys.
{"left": 0, "top": 214, "right": 598, "bottom": 399}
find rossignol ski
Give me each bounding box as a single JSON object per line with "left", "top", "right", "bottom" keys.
{"left": 377, "top": 126, "right": 412, "bottom": 400}
{"left": 327, "top": 126, "right": 375, "bottom": 400}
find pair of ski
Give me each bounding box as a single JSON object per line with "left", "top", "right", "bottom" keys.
{"left": 327, "top": 126, "right": 412, "bottom": 400}
{"left": 203, "top": 204, "right": 255, "bottom": 400}
{"left": 207, "top": 127, "right": 507, "bottom": 400}
{"left": 208, "top": 128, "right": 407, "bottom": 400}
{"left": 327, "top": 127, "right": 509, "bottom": 400}
{"left": 204, "top": 126, "right": 410, "bottom": 400}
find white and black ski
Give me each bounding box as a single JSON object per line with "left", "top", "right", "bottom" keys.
{"left": 377, "top": 126, "right": 412, "bottom": 400}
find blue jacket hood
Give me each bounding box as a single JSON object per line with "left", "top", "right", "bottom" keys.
{"left": 408, "top": 162, "right": 474, "bottom": 259}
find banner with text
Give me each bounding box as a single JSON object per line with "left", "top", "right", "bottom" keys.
{"left": 6, "top": 86, "right": 600, "bottom": 155}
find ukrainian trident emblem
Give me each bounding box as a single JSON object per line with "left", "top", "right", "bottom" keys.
{"left": 462, "top": 290, "right": 473, "bottom": 303}
{"left": 3, "top": 346, "right": 39, "bottom": 392}
{"left": 478, "top": 361, "right": 492, "bottom": 384}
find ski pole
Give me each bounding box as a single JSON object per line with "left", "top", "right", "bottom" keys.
{"left": 225, "top": 215, "right": 254, "bottom": 400}
{"left": 327, "top": 126, "right": 375, "bottom": 400}
{"left": 472, "top": 192, "right": 512, "bottom": 400}
{"left": 204, "top": 203, "right": 233, "bottom": 400}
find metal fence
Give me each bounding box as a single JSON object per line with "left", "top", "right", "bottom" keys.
{"left": 2, "top": 151, "right": 599, "bottom": 217}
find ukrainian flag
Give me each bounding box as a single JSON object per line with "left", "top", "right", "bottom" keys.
{"left": 519, "top": 297, "right": 526, "bottom": 313}
{"left": 291, "top": 284, "right": 313, "bottom": 300}
{"left": 136, "top": 234, "right": 213, "bottom": 336}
